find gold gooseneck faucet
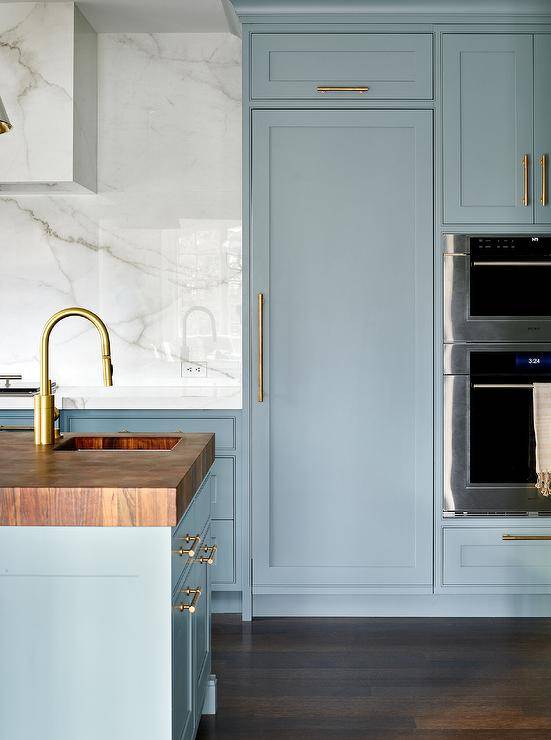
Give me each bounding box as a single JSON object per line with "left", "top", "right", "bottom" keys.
{"left": 34, "top": 307, "right": 113, "bottom": 446}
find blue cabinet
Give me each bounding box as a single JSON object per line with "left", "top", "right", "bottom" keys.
{"left": 62, "top": 410, "right": 242, "bottom": 598}
{"left": 172, "top": 475, "right": 215, "bottom": 740}
{"left": 251, "top": 109, "right": 433, "bottom": 591}
{"left": 442, "top": 33, "right": 534, "bottom": 224}
{"left": 535, "top": 34, "right": 551, "bottom": 225}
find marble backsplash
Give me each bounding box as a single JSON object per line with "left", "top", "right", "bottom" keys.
{"left": 0, "top": 33, "right": 242, "bottom": 398}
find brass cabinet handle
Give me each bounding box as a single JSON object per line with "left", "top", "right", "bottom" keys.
{"left": 199, "top": 544, "right": 217, "bottom": 565}
{"left": 502, "top": 534, "right": 551, "bottom": 541}
{"left": 172, "top": 534, "right": 201, "bottom": 558}
{"left": 541, "top": 154, "right": 548, "bottom": 206}
{"left": 316, "top": 86, "right": 369, "bottom": 93}
{"left": 257, "top": 293, "right": 264, "bottom": 403}
{"left": 173, "top": 588, "right": 202, "bottom": 613}
{"left": 522, "top": 154, "right": 530, "bottom": 206}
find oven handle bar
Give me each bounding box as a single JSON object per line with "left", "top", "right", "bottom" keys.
{"left": 472, "top": 383, "right": 535, "bottom": 389}
{"left": 472, "top": 261, "right": 551, "bottom": 267}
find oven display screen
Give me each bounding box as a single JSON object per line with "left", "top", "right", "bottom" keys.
{"left": 515, "top": 353, "right": 551, "bottom": 370}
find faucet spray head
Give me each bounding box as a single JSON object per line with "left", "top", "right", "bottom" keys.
{"left": 103, "top": 355, "right": 114, "bottom": 386}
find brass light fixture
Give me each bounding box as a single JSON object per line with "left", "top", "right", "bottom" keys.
{"left": 0, "top": 96, "right": 11, "bottom": 134}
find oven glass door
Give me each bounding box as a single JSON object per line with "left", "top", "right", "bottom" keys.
{"left": 470, "top": 382, "right": 536, "bottom": 484}
{"left": 470, "top": 261, "right": 551, "bottom": 317}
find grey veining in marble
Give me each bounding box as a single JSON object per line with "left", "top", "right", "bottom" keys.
{"left": 0, "top": 32, "right": 242, "bottom": 402}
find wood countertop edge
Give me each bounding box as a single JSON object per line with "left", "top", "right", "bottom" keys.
{"left": 0, "top": 432, "right": 215, "bottom": 527}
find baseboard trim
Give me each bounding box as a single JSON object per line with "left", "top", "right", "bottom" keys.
{"left": 253, "top": 593, "right": 551, "bottom": 617}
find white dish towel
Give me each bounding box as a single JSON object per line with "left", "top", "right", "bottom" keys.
{"left": 534, "top": 383, "right": 551, "bottom": 497}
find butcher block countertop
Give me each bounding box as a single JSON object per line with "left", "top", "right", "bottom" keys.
{"left": 0, "top": 432, "right": 215, "bottom": 527}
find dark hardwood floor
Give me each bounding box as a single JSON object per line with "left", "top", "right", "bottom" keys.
{"left": 196, "top": 615, "right": 551, "bottom": 739}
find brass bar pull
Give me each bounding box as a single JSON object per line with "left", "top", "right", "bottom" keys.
{"left": 172, "top": 534, "right": 201, "bottom": 558}
{"left": 173, "top": 588, "right": 202, "bottom": 613}
{"left": 473, "top": 383, "right": 533, "bottom": 389}
{"left": 0, "top": 424, "right": 34, "bottom": 431}
{"left": 522, "top": 154, "right": 530, "bottom": 206}
{"left": 502, "top": 534, "right": 551, "bottom": 541}
{"left": 199, "top": 544, "right": 218, "bottom": 565}
{"left": 316, "top": 86, "right": 369, "bottom": 93}
{"left": 541, "top": 154, "right": 548, "bottom": 206}
{"left": 257, "top": 293, "right": 264, "bottom": 403}
{"left": 472, "top": 261, "right": 551, "bottom": 267}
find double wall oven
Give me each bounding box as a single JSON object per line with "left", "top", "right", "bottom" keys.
{"left": 444, "top": 234, "right": 551, "bottom": 516}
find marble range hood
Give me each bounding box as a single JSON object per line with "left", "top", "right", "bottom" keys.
{"left": 0, "top": 2, "right": 97, "bottom": 193}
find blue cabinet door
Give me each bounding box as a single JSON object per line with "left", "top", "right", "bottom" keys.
{"left": 442, "top": 34, "right": 533, "bottom": 224}
{"left": 172, "top": 575, "right": 194, "bottom": 740}
{"left": 535, "top": 34, "right": 551, "bottom": 225}
{"left": 251, "top": 109, "right": 433, "bottom": 590}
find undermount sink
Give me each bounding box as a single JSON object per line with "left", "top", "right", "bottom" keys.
{"left": 54, "top": 435, "right": 181, "bottom": 452}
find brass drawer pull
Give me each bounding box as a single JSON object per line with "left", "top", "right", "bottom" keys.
{"left": 174, "top": 588, "right": 202, "bottom": 613}
{"left": 199, "top": 544, "right": 218, "bottom": 565}
{"left": 502, "top": 534, "right": 551, "bottom": 541}
{"left": 316, "top": 86, "right": 369, "bottom": 93}
{"left": 173, "top": 534, "right": 201, "bottom": 558}
{"left": 522, "top": 154, "right": 530, "bottom": 206}
{"left": 541, "top": 154, "right": 548, "bottom": 206}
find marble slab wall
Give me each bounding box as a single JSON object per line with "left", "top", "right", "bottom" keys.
{"left": 0, "top": 32, "right": 242, "bottom": 399}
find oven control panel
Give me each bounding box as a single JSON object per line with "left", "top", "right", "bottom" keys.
{"left": 472, "top": 236, "right": 551, "bottom": 258}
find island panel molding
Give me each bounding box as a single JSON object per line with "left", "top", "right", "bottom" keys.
{"left": 0, "top": 432, "right": 215, "bottom": 526}
{"left": 0, "top": 2, "right": 97, "bottom": 192}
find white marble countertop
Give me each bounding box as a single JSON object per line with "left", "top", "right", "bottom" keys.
{"left": 0, "top": 386, "right": 242, "bottom": 411}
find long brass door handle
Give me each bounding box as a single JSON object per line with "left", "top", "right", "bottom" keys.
{"left": 502, "top": 534, "right": 551, "bottom": 541}
{"left": 541, "top": 154, "right": 548, "bottom": 206}
{"left": 257, "top": 293, "right": 264, "bottom": 403}
{"left": 173, "top": 588, "right": 202, "bottom": 613}
{"left": 522, "top": 154, "right": 530, "bottom": 206}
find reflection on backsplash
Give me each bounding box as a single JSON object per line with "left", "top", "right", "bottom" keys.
{"left": 0, "top": 33, "right": 242, "bottom": 393}
{"left": 98, "top": 219, "right": 242, "bottom": 385}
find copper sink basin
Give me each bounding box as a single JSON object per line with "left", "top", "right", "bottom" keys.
{"left": 55, "top": 435, "right": 181, "bottom": 452}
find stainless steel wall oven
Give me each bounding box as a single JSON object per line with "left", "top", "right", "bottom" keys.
{"left": 444, "top": 343, "right": 551, "bottom": 515}
{"left": 444, "top": 234, "right": 551, "bottom": 342}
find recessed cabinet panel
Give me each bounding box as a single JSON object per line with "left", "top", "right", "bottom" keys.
{"left": 211, "top": 457, "right": 235, "bottom": 520}
{"left": 443, "top": 527, "right": 551, "bottom": 587}
{"left": 442, "top": 34, "right": 533, "bottom": 224}
{"left": 535, "top": 34, "right": 551, "bottom": 225}
{"left": 210, "top": 521, "right": 235, "bottom": 586}
{"left": 172, "top": 572, "right": 194, "bottom": 740}
{"left": 251, "top": 110, "right": 433, "bottom": 589}
{"left": 252, "top": 33, "right": 433, "bottom": 100}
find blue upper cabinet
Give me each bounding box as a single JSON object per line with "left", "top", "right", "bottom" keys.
{"left": 443, "top": 34, "right": 534, "bottom": 224}
{"left": 251, "top": 33, "right": 433, "bottom": 100}
{"left": 535, "top": 34, "right": 551, "bottom": 225}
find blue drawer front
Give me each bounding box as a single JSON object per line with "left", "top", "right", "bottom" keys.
{"left": 252, "top": 33, "right": 433, "bottom": 100}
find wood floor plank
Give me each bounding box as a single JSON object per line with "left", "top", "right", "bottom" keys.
{"left": 197, "top": 616, "right": 551, "bottom": 739}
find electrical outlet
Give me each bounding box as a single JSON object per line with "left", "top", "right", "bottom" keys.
{"left": 181, "top": 362, "right": 207, "bottom": 378}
